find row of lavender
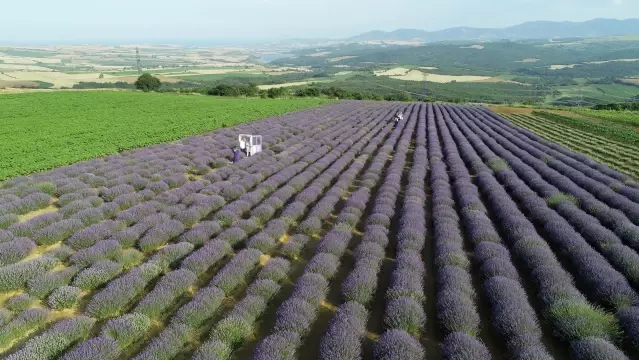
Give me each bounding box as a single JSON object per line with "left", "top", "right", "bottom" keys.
{"left": 439, "top": 103, "right": 639, "bottom": 359}
{"left": 0, "top": 102, "right": 402, "bottom": 358}
{"left": 251, "top": 103, "right": 416, "bottom": 359}
{"left": 318, "top": 103, "right": 422, "bottom": 359}
{"left": 3, "top": 100, "right": 639, "bottom": 359}
{"left": 253, "top": 102, "right": 639, "bottom": 360}
{"left": 0, "top": 107, "right": 356, "bottom": 356}
{"left": 0, "top": 104, "right": 357, "bottom": 300}
{"left": 130, "top": 103, "right": 399, "bottom": 359}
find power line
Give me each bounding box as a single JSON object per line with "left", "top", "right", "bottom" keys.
{"left": 136, "top": 47, "right": 142, "bottom": 75}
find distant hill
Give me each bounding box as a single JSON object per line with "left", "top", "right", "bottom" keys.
{"left": 350, "top": 18, "right": 639, "bottom": 42}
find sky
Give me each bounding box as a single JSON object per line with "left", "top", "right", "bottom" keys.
{"left": 1, "top": 0, "right": 637, "bottom": 43}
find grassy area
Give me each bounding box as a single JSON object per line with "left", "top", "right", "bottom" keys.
{"left": 503, "top": 113, "right": 639, "bottom": 178}
{"left": 556, "top": 83, "right": 639, "bottom": 103}
{"left": 532, "top": 110, "right": 639, "bottom": 146}
{"left": 571, "top": 108, "right": 639, "bottom": 127}
{"left": 34, "top": 81, "right": 54, "bottom": 89}
{"left": 0, "top": 91, "right": 334, "bottom": 179}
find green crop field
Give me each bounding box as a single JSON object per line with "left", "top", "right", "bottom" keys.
{"left": 0, "top": 91, "right": 334, "bottom": 180}
{"left": 571, "top": 108, "right": 639, "bottom": 127}
{"left": 499, "top": 110, "right": 639, "bottom": 179}
{"left": 556, "top": 84, "right": 639, "bottom": 104}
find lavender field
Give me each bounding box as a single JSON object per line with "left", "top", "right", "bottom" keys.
{"left": 0, "top": 101, "right": 638, "bottom": 360}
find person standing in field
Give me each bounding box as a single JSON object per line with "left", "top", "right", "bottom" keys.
{"left": 393, "top": 111, "right": 404, "bottom": 125}
{"left": 232, "top": 146, "right": 241, "bottom": 164}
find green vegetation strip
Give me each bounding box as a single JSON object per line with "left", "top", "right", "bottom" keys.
{"left": 503, "top": 114, "right": 639, "bottom": 179}
{"left": 571, "top": 108, "right": 639, "bottom": 128}
{"left": 0, "top": 91, "right": 334, "bottom": 180}
{"left": 510, "top": 114, "right": 639, "bottom": 162}
{"left": 532, "top": 111, "right": 639, "bottom": 147}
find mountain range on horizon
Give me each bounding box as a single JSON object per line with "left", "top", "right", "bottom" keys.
{"left": 348, "top": 18, "right": 639, "bottom": 43}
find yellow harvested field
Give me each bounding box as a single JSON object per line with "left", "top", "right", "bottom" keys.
{"left": 91, "top": 65, "right": 128, "bottom": 71}
{"left": 387, "top": 69, "right": 493, "bottom": 83}
{"left": 419, "top": 66, "right": 439, "bottom": 70}
{"left": 0, "top": 57, "right": 37, "bottom": 65}
{"left": 0, "top": 55, "right": 61, "bottom": 65}
{"left": 0, "top": 71, "right": 179, "bottom": 88}
{"left": 103, "top": 75, "right": 181, "bottom": 84}
{"left": 0, "top": 64, "right": 55, "bottom": 71}
{"left": 333, "top": 65, "right": 350, "bottom": 68}
{"left": 515, "top": 58, "right": 540, "bottom": 63}
{"left": 334, "top": 71, "right": 352, "bottom": 76}
{"left": 0, "top": 88, "right": 126, "bottom": 94}
{"left": 208, "top": 55, "right": 250, "bottom": 62}
{"left": 0, "top": 71, "right": 105, "bottom": 87}
{"left": 258, "top": 81, "right": 312, "bottom": 90}
{"left": 308, "top": 52, "right": 332, "bottom": 57}
{"left": 461, "top": 45, "right": 485, "bottom": 49}
{"left": 619, "top": 78, "right": 639, "bottom": 86}
{"left": 374, "top": 67, "right": 411, "bottom": 76}
{"left": 0, "top": 80, "right": 39, "bottom": 88}
{"left": 327, "top": 56, "right": 357, "bottom": 62}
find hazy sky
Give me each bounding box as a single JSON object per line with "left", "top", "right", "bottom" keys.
{"left": 1, "top": 0, "right": 637, "bottom": 43}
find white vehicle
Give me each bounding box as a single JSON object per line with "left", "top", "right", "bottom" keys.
{"left": 238, "top": 134, "right": 263, "bottom": 156}
{"left": 393, "top": 112, "right": 404, "bottom": 124}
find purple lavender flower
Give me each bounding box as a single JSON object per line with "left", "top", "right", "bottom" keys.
{"left": 178, "top": 220, "right": 222, "bottom": 246}
{"left": 133, "top": 323, "right": 190, "bottom": 360}
{"left": 70, "top": 239, "right": 122, "bottom": 267}
{"left": 135, "top": 269, "right": 198, "bottom": 318}
{"left": 61, "top": 336, "right": 121, "bottom": 360}
{"left": 274, "top": 298, "right": 317, "bottom": 335}
{"left": 306, "top": 253, "right": 339, "bottom": 279}
{"left": 570, "top": 338, "right": 629, "bottom": 360}
{"left": 171, "top": 286, "right": 224, "bottom": 329}
{"left": 34, "top": 218, "right": 84, "bottom": 245}
{"left": 374, "top": 329, "right": 425, "bottom": 360}
{"left": 247, "top": 279, "right": 281, "bottom": 301}
{"left": 0, "top": 238, "right": 35, "bottom": 266}
{"left": 252, "top": 331, "right": 299, "bottom": 360}
{"left": 28, "top": 266, "right": 80, "bottom": 298}
{"left": 292, "top": 273, "right": 329, "bottom": 307}
{"left": 384, "top": 297, "right": 426, "bottom": 336}
{"left": 440, "top": 332, "right": 491, "bottom": 360}
{"left": 102, "top": 184, "right": 135, "bottom": 202}
{"left": 0, "top": 255, "right": 59, "bottom": 292}
{"left": 181, "top": 240, "right": 232, "bottom": 276}
{"left": 248, "top": 233, "right": 277, "bottom": 253}
{"left": 138, "top": 220, "right": 185, "bottom": 252}
{"left": 7, "top": 315, "right": 95, "bottom": 360}
{"left": 66, "top": 220, "right": 124, "bottom": 250}
{"left": 152, "top": 242, "right": 194, "bottom": 267}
